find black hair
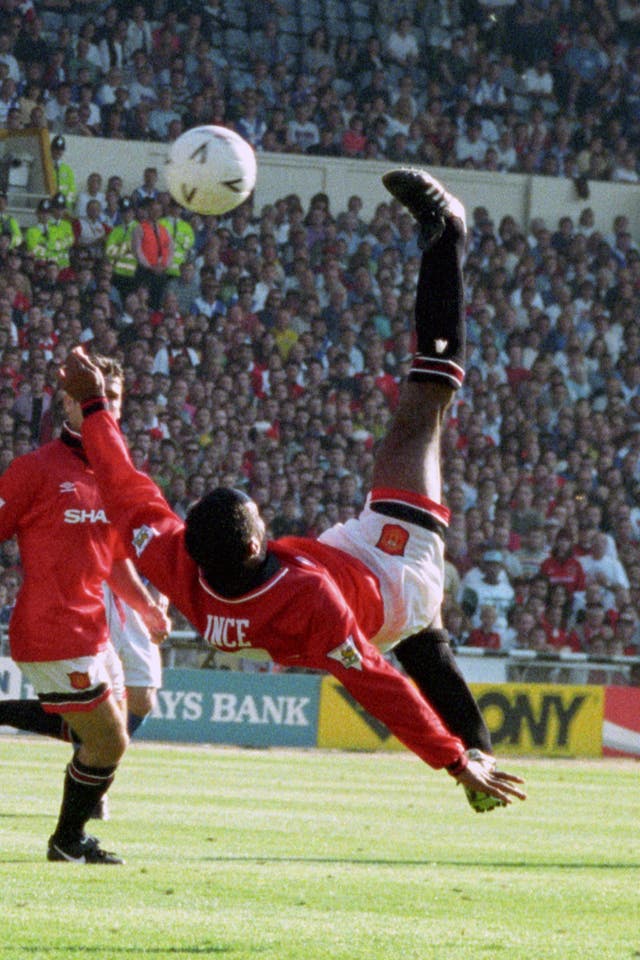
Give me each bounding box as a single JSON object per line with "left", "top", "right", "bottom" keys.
{"left": 184, "top": 487, "right": 255, "bottom": 575}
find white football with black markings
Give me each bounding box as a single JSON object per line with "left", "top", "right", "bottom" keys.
{"left": 165, "top": 125, "right": 257, "bottom": 215}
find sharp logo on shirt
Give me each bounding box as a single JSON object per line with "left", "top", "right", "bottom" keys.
{"left": 203, "top": 615, "right": 251, "bottom": 649}
{"left": 64, "top": 508, "right": 108, "bottom": 524}
{"left": 67, "top": 671, "right": 91, "bottom": 690}
{"left": 132, "top": 524, "right": 158, "bottom": 557}
{"left": 327, "top": 636, "right": 363, "bottom": 671}
{"left": 376, "top": 523, "right": 409, "bottom": 556}
{"left": 59, "top": 481, "right": 76, "bottom": 493}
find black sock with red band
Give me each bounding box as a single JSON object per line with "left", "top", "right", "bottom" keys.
{"left": 52, "top": 758, "right": 117, "bottom": 845}
{"left": 409, "top": 220, "right": 466, "bottom": 390}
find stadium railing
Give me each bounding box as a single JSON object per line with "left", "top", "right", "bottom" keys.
{"left": 1, "top": 628, "right": 638, "bottom": 685}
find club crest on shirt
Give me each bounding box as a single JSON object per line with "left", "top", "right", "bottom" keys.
{"left": 68, "top": 671, "right": 91, "bottom": 690}
{"left": 327, "top": 636, "right": 363, "bottom": 671}
{"left": 132, "top": 524, "right": 158, "bottom": 557}
{"left": 376, "top": 523, "right": 409, "bottom": 556}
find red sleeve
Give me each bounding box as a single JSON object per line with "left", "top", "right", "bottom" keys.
{"left": 303, "top": 578, "right": 465, "bottom": 770}
{"left": 0, "top": 454, "right": 40, "bottom": 541}
{"left": 81, "top": 408, "right": 188, "bottom": 600}
{"left": 325, "top": 632, "right": 466, "bottom": 770}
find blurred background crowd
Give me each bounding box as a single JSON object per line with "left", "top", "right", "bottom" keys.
{"left": 0, "top": 0, "right": 639, "bottom": 665}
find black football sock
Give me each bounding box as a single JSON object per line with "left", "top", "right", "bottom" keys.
{"left": 51, "top": 758, "right": 117, "bottom": 846}
{"left": 0, "top": 699, "right": 67, "bottom": 739}
{"left": 395, "top": 627, "right": 492, "bottom": 753}
{"left": 127, "top": 712, "right": 146, "bottom": 736}
{"left": 409, "top": 220, "right": 466, "bottom": 390}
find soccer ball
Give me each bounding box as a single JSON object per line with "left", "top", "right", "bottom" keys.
{"left": 165, "top": 125, "right": 257, "bottom": 216}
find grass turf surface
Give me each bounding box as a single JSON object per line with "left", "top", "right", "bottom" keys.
{"left": 0, "top": 737, "right": 639, "bottom": 960}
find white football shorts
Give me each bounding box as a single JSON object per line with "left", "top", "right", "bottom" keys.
{"left": 319, "top": 488, "right": 447, "bottom": 651}
{"left": 105, "top": 589, "right": 163, "bottom": 689}
{"left": 17, "top": 649, "right": 119, "bottom": 713}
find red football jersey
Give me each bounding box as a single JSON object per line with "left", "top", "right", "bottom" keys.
{"left": 81, "top": 409, "right": 466, "bottom": 770}
{"left": 0, "top": 428, "right": 124, "bottom": 662}
{"left": 539, "top": 556, "right": 586, "bottom": 593}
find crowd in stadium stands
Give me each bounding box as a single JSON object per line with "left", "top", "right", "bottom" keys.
{"left": 0, "top": 0, "right": 639, "bottom": 670}
{"left": 1, "top": 0, "right": 640, "bottom": 178}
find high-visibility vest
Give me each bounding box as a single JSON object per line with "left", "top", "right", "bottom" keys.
{"left": 25, "top": 223, "right": 48, "bottom": 259}
{"left": 46, "top": 219, "right": 74, "bottom": 268}
{"left": 0, "top": 214, "right": 22, "bottom": 249}
{"left": 105, "top": 221, "right": 139, "bottom": 276}
{"left": 53, "top": 162, "right": 76, "bottom": 208}
{"left": 138, "top": 220, "right": 171, "bottom": 269}
{"left": 159, "top": 216, "right": 194, "bottom": 276}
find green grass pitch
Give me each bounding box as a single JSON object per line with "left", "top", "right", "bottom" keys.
{"left": 0, "top": 737, "right": 639, "bottom": 960}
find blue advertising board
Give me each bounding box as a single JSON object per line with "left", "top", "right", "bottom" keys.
{"left": 139, "top": 669, "right": 322, "bottom": 748}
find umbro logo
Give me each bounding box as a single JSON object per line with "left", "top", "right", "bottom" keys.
{"left": 434, "top": 339, "right": 449, "bottom": 354}
{"left": 59, "top": 482, "right": 76, "bottom": 494}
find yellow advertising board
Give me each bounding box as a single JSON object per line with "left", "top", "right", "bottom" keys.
{"left": 318, "top": 676, "right": 405, "bottom": 752}
{"left": 318, "top": 679, "right": 605, "bottom": 757}
{"left": 472, "top": 683, "right": 604, "bottom": 757}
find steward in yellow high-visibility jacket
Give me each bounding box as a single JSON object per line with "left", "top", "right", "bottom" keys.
{"left": 159, "top": 198, "right": 195, "bottom": 278}
{"left": 24, "top": 198, "right": 51, "bottom": 261}
{"left": 105, "top": 196, "right": 139, "bottom": 296}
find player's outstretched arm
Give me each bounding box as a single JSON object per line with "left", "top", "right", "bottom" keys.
{"left": 60, "top": 347, "right": 188, "bottom": 602}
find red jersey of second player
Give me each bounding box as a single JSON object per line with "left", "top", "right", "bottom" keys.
{"left": 0, "top": 428, "right": 124, "bottom": 662}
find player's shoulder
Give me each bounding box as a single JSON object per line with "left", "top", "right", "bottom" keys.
{"left": 269, "top": 538, "right": 345, "bottom": 587}
{"left": 270, "top": 537, "right": 326, "bottom": 567}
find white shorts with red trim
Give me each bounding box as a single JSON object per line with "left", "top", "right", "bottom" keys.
{"left": 319, "top": 487, "right": 449, "bottom": 651}
{"left": 16, "top": 649, "right": 120, "bottom": 714}
{"left": 105, "top": 588, "right": 162, "bottom": 689}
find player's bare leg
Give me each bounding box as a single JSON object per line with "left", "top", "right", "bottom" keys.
{"left": 126, "top": 685, "right": 157, "bottom": 732}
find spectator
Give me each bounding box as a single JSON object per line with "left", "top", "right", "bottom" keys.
{"left": 614, "top": 606, "right": 639, "bottom": 656}
{"left": 124, "top": 4, "right": 153, "bottom": 61}
{"left": 467, "top": 604, "right": 502, "bottom": 649}
{"left": 386, "top": 16, "right": 419, "bottom": 71}
{"left": 540, "top": 527, "right": 587, "bottom": 599}
{"left": 579, "top": 530, "right": 630, "bottom": 610}
{"left": 74, "top": 199, "right": 109, "bottom": 260}
{"left": 76, "top": 172, "right": 106, "bottom": 219}
{"left": 132, "top": 167, "right": 159, "bottom": 207}
{"left": 148, "top": 87, "right": 182, "bottom": 141}
{"left": 455, "top": 118, "right": 490, "bottom": 168}
{"left": 459, "top": 549, "right": 516, "bottom": 636}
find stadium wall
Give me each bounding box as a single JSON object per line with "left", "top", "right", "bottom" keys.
{"left": 55, "top": 135, "right": 640, "bottom": 239}
{"left": 1, "top": 659, "right": 638, "bottom": 758}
